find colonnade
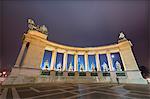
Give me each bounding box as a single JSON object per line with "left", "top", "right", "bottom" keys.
{"left": 5, "top": 20, "right": 147, "bottom": 85}
{"left": 43, "top": 49, "right": 124, "bottom": 72}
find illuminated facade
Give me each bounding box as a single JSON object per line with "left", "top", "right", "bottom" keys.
{"left": 3, "top": 19, "right": 147, "bottom": 85}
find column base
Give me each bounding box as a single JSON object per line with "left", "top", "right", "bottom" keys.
{"left": 3, "top": 67, "right": 147, "bottom": 85}
{"left": 50, "top": 70, "right": 55, "bottom": 76}
{"left": 97, "top": 71, "right": 103, "bottom": 80}
{"left": 123, "top": 70, "right": 148, "bottom": 84}
{"left": 110, "top": 71, "right": 117, "bottom": 83}
{"left": 2, "top": 67, "right": 41, "bottom": 85}
{"left": 107, "top": 70, "right": 148, "bottom": 84}
{"left": 63, "top": 71, "right": 68, "bottom": 77}
{"left": 75, "top": 71, "right": 79, "bottom": 77}
{"left": 86, "top": 72, "right": 91, "bottom": 77}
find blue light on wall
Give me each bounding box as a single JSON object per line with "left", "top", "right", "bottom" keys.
{"left": 67, "top": 54, "right": 74, "bottom": 71}
{"left": 111, "top": 52, "right": 124, "bottom": 71}
{"left": 78, "top": 55, "right": 85, "bottom": 72}
{"left": 88, "top": 55, "right": 96, "bottom": 71}
{"left": 41, "top": 50, "right": 52, "bottom": 70}
{"left": 55, "top": 53, "right": 64, "bottom": 71}
{"left": 99, "top": 54, "right": 109, "bottom": 71}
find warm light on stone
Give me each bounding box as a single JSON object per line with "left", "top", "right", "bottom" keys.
{"left": 2, "top": 19, "right": 147, "bottom": 85}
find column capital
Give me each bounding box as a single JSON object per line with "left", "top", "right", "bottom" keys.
{"left": 52, "top": 49, "right": 57, "bottom": 52}
{"left": 63, "top": 52, "right": 68, "bottom": 71}
{"left": 95, "top": 53, "right": 100, "bottom": 71}
{"left": 106, "top": 49, "right": 110, "bottom": 52}
{"left": 50, "top": 50, "right": 57, "bottom": 71}
{"left": 74, "top": 51, "right": 78, "bottom": 55}
{"left": 84, "top": 51, "right": 88, "bottom": 55}
{"left": 106, "top": 50, "right": 112, "bottom": 54}
{"left": 106, "top": 52, "right": 113, "bottom": 71}
{"left": 64, "top": 50, "right": 68, "bottom": 54}
{"left": 95, "top": 52, "right": 99, "bottom": 55}
{"left": 74, "top": 53, "right": 78, "bottom": 71}
{"left": 84, "top": 52, "right": 88, "bottom": 71}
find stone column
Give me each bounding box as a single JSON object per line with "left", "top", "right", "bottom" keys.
{"left": 74, "top": 53, "right": 78, "bottom": 76}
{"left": 106, "top": 51, "right": 116, "bottom": 82}
{"left": 95, "top": 52, "right": 102, "bottom": 81}
{"left": 15, "top": 41, "right": 27, "bottom": 67}
{"left": 95, "top": 53, "right": 100, "bottom": 71}
{"left": 63, "top": 51, "right": 68, "bottom": 77}
{"left": 63, "top": 51, "right": 68, "bottom": 71}
{"left": 84, "top": 52, "right": 88, "bottom": 71}
{"left": 84, "top": 52, "right": 90, "bottom": 77}
{"left": 106, "top": 52, "right": 113, "bottom": 71}
{"left": 74, "top": 53, "right": 78, "bottom": 71}
{"left": 50, "top": 50, "right": 57, "bottom": 71}
{"left": 118, "top": 51, "right": 127, "bottom": 71}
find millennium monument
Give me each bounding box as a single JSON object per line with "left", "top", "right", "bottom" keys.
{"left": 3, "top": 19, "right": 147, "bottom": 85}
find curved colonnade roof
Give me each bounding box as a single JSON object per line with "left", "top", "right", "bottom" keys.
{"left": 25, "top": 30, "right": 130, "bottom": 53}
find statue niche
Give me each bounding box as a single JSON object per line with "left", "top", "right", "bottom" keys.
{"left": 80, "top": 64, "right": 84, "bottom": 72}
{"left": 68, "top": 63, "right": 73, "bottom": 72}
{"left": 57, "top": 62, "right": 62, "bottom": 71}
{"left": 102, "top": 62, "right": 109, "bottom": 72}
{"left": 91, "top": 63, "right": 95, "bottom": 72}
{"left": 115, "top": 61, "right": 122, "bottom": 71}
{"left": 44, "top": 60, "right": 49, "bottom": 70}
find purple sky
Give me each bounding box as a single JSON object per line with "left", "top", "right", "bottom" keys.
{"left": 0, "top": 0, "right": 150, "bottom": 71}
{"left": 0, "top": 0, "right": 2, "bottom": 68}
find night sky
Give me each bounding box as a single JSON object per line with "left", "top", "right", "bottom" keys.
{"left": 0, "top": 0, "right": 150, "bottom": 71}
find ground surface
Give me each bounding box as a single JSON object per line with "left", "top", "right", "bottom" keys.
{"left": 0, "top": 83, "right": 150, "bottom": 99}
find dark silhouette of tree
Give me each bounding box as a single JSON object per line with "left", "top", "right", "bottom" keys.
{"left": 139, "top": 66, "right": 149, "bottom": 78}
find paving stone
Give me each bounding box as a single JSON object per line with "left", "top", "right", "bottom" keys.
{"left": 1, "top": 83, "right": 150, "bottom": 99}
{"left": 35, "top": 92, "right": 76, "bottom": 99}
{"left": 72, "top": 93, "right": 120, "bottom": 99}
{"left": 6, "top": 88, "right": 13, "bottom": 99}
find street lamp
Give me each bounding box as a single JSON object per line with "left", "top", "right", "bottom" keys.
{"left": 2, "top": 71, "right": 6, "bottom": 75}
{"left": 0, "top": 73, "right": 2, "bottom": 77}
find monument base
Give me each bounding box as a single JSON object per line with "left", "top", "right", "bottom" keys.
{"left": 2, "top": 67, "right": 148, "bottom": 85}
{"left": 2, "top": 67, "right": 41, "bottom": 85}
{"left": 50, "top": 70, "right": 55, "bottom": 76}
{"left": 123, "top": 70, "right": 147, "bottom": 84}
{"left": 86, "top": 72, "right": 91, "bottom": 77}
